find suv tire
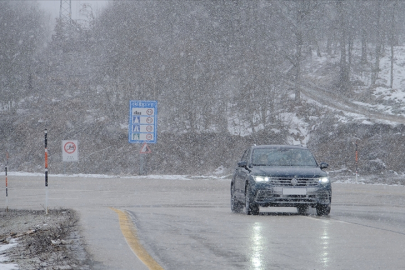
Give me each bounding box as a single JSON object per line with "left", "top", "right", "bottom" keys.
{"left": 316, "top": 204, "right": 331, "bottom": 216}
{"left": 245, "top": 184, "right": 259, "bottom": 215}
{"left": 231, "top": 185, "right": 243, "bottom": 213}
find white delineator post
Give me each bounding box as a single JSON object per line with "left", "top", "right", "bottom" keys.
{"left": 45, "top": 129, "right": 49, "bottom": 215}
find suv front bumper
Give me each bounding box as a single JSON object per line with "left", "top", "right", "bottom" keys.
{"left": 254, "top": 186, "right": 331, "bottom": 207}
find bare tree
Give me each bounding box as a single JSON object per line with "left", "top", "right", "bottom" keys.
{"left": 337, "top": 0, "right": 349, "bottom": 92}
{"left": 272, "top": 0, "right": 321, "bottom": 102}
{"left": 390, "top": 1, "right": 398, "bottom": 89}
{"left": 371, "top": 1, "right": 382, "bottom": 87}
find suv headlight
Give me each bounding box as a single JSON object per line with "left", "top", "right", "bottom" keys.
{"left": 253, "top": 176, "right": 269, "bottom": 182}
{"left": 319, "top": 177, "right": 329, "bottom": 184}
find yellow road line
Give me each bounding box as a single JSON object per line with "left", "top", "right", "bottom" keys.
{"left": 111, "top": 208, "right": 164, "bottom": 270}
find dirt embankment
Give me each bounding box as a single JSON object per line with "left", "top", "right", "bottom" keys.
{"left": 0, "top": 209, "right": 93, "bottom": 270}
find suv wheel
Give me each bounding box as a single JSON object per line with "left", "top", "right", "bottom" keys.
{"left": 245, "top": 184, "right": 259, "bottom": 215}
{"left": 231, "top": 184, "right": 243, "bottom": 213}
{"left": 316, "top": 204, "right": 331, "bottom": 216}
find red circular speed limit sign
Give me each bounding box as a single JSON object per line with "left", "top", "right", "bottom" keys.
{"left": 64, "top": 142, "right": 76, "bottom": 154}
{"left": 146, "top": 109, "right": 154, "bottom": 115}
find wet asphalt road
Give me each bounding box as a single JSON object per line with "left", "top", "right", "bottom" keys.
{"left": 4, "top": 175, "right": 405, "bottom": 269}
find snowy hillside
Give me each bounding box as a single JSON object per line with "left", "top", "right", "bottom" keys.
{"left": 2, "top": 1, "right": 405, "bottom": 179}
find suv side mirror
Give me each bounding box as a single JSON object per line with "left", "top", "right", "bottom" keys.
{"left": 238, "top": 161, "right": 247, "bottom": 167}
{"left": 320, "top": 162, "right": 329, "bottom": 169}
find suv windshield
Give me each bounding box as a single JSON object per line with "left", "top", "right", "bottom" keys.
{"left": 251, "top": 148, "right": 318, "bottom": 167}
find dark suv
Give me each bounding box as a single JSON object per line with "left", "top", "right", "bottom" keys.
{"left": 231, "top": 145, "right": 331, "bottom": 216}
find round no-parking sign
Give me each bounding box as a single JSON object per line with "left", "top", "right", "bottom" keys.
{"left": 62, "top": 140, "right": 78, "bottom": 162}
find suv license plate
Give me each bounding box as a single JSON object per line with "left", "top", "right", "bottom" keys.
{"left": 283, "top": 188, "right": 307, "bottom": 195}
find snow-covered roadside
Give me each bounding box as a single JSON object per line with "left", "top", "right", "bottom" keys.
{"left": 6, "top": 171, "right": 405, "bottom": 186}
{"left": 7, "top": 171, "right": 232, "bottom": 181}
{"left": 0, "top": 210, "right": 90, "bottom": 270}
{"left": 0, "top": 239, "right": 18, "bottom": 270}
{"left": 331, "top": 173, "right": 405, "bottom": 186}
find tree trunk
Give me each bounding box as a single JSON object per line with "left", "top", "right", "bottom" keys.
{"left": 371, "top": 1, "right": 382, "bottom": 86}
{"left": 294, "top": 47, "right": 301, "bottom": 102}
{"left": 337, "top": 0, "right": 349, "bottom": 92}
{"left": 348, "top": 32, "right": 353, "bottom": 75}
{"left": 361, "top": 28, "right": 367, "bottom": 64}
{"left": 294, "top": 3, "right": 304, "bottom": 103}
{"left": 390, "top": 1, "right": 397, "bottom": 89}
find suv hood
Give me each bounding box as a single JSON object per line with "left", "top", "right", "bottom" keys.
{"left": 251, "top": 166, "right": 327, "bottom": 178}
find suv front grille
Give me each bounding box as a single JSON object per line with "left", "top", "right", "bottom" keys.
{"left": 268, "top": 177, "right": 319, "bottom": 187}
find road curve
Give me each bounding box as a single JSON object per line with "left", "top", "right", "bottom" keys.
{"left": 285, "top": 80, "right": 405, "bottom": 125}
{"left": 5, "top": 175, "right": 405, "bottom": 269}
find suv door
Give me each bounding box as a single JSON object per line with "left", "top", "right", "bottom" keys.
{"left": 235, "top": 149, "right": 251, "bottom": 199}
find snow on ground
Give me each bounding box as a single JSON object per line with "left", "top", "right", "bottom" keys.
{"left": 358, "top": 46, "right": 405, "bottom": 117}
{"left": 331, "top": 172, "right": 405, "bottom": 186}
{"left": 352, "top": 101, "right": 397, "bottom": 115}
{"left": 7, "top": 171, "right": 405, "bottom": 186}
{"left": 376, "top": 46, "right": 405, "bottom": 99}
{"left": 7, "top": 172, "right": 231, "bottom": 181}
{"left": 0, "top": 239, "right": 19, "bottom": 270}
{"left": 304, "top": 45, "right": 405, "bottom": 125}
{"left": 280, "top": 112, "right": 310, "bottom": 146}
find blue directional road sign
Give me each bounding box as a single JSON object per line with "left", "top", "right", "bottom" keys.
{"left": 128, "top": 100, "right": 157, "bottom": 143}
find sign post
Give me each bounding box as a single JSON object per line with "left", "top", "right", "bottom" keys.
{"left": 5, "top": 152, "right": 8, "bottom": 212}
{"left": 129, "top": 100, "right": 157, "bottom": 175}
{"left": 139, "top": 142, "right": 152, "bottom": 175}
{"left": 351, "top": 138, "right": 360, "bottom": 183}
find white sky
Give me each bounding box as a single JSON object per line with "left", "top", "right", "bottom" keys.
{"left": 38, "top": 0, "right": 110, "bottom": 20}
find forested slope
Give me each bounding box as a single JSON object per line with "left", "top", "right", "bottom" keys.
{"left": 1, "top": 1, "right": 405, "bottom": 176}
